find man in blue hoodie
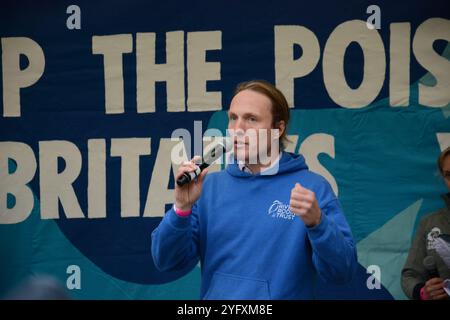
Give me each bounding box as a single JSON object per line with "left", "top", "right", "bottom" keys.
{"left": 152, "top": 80, "right": 357, "bottom": 299}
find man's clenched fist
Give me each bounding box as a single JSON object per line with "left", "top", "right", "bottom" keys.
{"left": 289, "top": 182, "right": 321, "bottom": 227}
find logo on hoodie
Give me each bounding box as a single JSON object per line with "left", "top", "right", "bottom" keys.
{"left": 268, "top": 200, "right": 296, "bottom": 220}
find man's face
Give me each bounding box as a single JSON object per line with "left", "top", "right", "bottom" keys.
{"left": 442, "top": 155, "right": 450, "bottom": 190}
{"left": 227, "top": 89, "right": 279, "bottom": 164}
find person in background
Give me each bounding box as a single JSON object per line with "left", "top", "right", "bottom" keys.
{"left": 3, "top": 275, "right": 71, "bottom": 300}
{"left": 401, "top": 146, "right": 450, "bottom": 300}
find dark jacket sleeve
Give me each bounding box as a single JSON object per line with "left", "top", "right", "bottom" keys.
{"left": 401, "top": 217, "right": 428, "bottom": 299}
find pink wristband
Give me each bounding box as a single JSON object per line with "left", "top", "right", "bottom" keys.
{"left": 420, "top": 286, "right": 429, "bottom": 300}
{"left": 173, "top": 204, "right": 192, "bottom": 217}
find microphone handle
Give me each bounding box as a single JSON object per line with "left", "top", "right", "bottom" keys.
{"left": 176, "top": 165, "right": 203, "bottom": 187}
{"left": 176, "top": 145, "right": 223, "bottom": 187}
{"left": 427, "top": 269, "right": 440, "bottom": 279}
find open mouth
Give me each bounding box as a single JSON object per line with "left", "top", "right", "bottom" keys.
{"left": 234, "top": 140, "right": 248, "bottom": 147}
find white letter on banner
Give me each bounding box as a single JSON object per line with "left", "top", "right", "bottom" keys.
{"left": 0, "top": 142, "right": 36, "bottom": 224}
{"left": 299, "top": 134, "right": 338, "bottom": 196}
{"left": 187, "top": 31, "right": 222, "bottom": 111}
{"left": 137, "top": 32, "right": 185, "bottom": 113}
{"left": 143, "top": 138, "right": 186, "bottom": 217}
{"left": 436, "top": 133, "right": 450, "bottom": 151}
{"left": 92, "top": 34, "right": 133, "bottom": 114}
{"left": 88, "top": 139, "right": 106, "bottom": 219}
{"left": 389, "top": 23, "right": 411, "bottom": 107}
{"left": 274, "top": 26, "right": 320, "bottom": 108}
{"left": 413, "top": 18, "right": 450, "bottom": 107}
{"left": 1, "top": 37, "right": 45, "bottom": 117}
{"left": 323, "top": 20, "right": 386, "bottom": 108}
{"left": 39, "top": 141, "right": 84, "bottom": 219}
{"left": 111, "top": 138, "right": 150, "bottom": 217}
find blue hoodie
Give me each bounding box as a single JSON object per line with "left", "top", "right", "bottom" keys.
{"left": 151, "top": 152, "right": 357, "bottom": 299}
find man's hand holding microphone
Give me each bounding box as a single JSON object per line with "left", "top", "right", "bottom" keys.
{"left": 174, "top": 155, "right": 208, "bottom": 213}
{"left": 173, "top": 139, "right": 230, "bottom": 214}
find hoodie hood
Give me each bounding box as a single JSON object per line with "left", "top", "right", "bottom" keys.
{"left": 226, "top": 151, "right": 309, "bottom": 177}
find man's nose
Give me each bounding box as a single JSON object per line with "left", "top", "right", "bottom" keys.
{"left": 229, "top": 120, "right": 245, "bottom": 137}
{"left": 234, "top": 118, "right": 246, "bottom": 131}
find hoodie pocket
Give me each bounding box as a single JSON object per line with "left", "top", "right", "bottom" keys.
{"left": 204, "top": 272, "right": 271, "bottom": 300}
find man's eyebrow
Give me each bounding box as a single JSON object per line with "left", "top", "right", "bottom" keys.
{"left": 227, "top": 112, "right": 259, "bottom": 117}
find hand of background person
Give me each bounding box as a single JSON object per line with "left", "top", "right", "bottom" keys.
{"left": 424, "top": 278, "right": 449, "bottom": 300}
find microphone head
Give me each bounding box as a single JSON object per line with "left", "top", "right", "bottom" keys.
{"left": 423, "top": 256, "right": 436, "bottom": 271}
{"left": 423, "top": 255, "right": 440, "bottom": 279}
{"left": 203, "top": 138, "right": 232, "bottom": 165}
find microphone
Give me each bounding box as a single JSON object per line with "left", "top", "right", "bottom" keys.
{"left": 423, "top": 255, "right": 440, "bottom": 279}
{"left": 176, "top": 139, "right": 231, "bottom": 187}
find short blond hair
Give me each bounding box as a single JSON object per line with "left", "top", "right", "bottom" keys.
{"left": 438, "top": 146, "right": 450, "bottom": 175}
{"left": 233, "top": 80, "right": 290, "bottom": 150}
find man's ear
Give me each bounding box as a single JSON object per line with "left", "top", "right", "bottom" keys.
{"left": 276, "top": 120, "right": 286, "bottom": 138}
